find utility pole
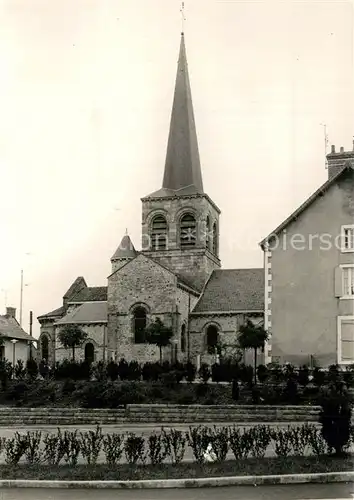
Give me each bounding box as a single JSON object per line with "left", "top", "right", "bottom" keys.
{"left": 20, "top": 270, "right": 23, "bottom": 327}
{"left": 29, "top": 311, "right": 33, "bottom": 359}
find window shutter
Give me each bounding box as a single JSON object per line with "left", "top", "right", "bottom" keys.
{"left": 334, "top": 267, "right": 342, "bottom": 297}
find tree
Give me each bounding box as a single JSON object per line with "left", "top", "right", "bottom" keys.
{"left": 144, "top": 317, "right": 173, "bottom": 363}
{"left": 238, "top": 319, "right": 269, "bottom": 385}
{"left": 58, "top": 325, "right": 88, "bottom": 361}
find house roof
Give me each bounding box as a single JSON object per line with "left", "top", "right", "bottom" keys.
{"left": 0, "top": 315, "right": 36, "bottom": 342}
{"left": 111, "top": 233, "right": 137, "bottom": 261}
{"left": 68, "top": 287, "right": 108, "bottom": 303}
{"left": 260, "top": 162, "right": 354, "bottom": 248}
{"left": 63, "top": 276, "right": 87, "bottom": 299}
{"left": 55, "top": 302, "right": 107, "bottom": 325}
{"left": 37, "top": 306, "right": 64, "bottom": 320}
{"left": 192, "top": 268, "right": 264, "bottom": 313}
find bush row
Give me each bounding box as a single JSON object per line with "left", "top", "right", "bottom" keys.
{"left": 2, "top": 358, "right": 354, "bottom": 386}
{"left": 0, "top": 423, "right": 352, "bottom": 467}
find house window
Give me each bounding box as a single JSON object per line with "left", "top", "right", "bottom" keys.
{"left": 181, "top": 324, "right": 186, "bottom": 353}
{"left": 342, "top": 266, "right": 354, "bottom": 297}
{"left": 41, "top": 335, "right": 49, "bottom": 361}
{"left": 212, "top": 223, "right": 218, "bottom": 255}
{"left": 341, "top": 225, "right": 354, "bottom": 252}
{"left": 337, "top": 316, "right": 354, "bottom": 364}
{"left": 206, "top": 325, "right": 219, "bottom": 354}
{"left": 180, "top": 214, "right": 197, "bottom": 248}
{"left": 151, "top": 215, "right": 168, "bottom": 250}
{"left": 84, "top": 342, "right": 95, "bottom": 363}
{"left": 133, "top": 307, "right": 147, "bottom": 344}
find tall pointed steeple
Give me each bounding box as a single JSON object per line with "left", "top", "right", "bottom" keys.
{"left": 162, "top": 33, "right": 204, "bottom": 194}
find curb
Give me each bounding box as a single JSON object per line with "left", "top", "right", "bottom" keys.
{"left": 0, "top": 472, "right": 353, "bottom": 489}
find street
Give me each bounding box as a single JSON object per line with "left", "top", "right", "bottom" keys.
{"left": 0, "top": 483, "right": 352, "bottom": 500}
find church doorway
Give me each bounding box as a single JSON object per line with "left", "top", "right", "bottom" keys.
{"left": 85, "top": 342, "right": 95, "bottom": 364}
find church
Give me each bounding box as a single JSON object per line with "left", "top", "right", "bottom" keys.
{"left": 37, "top": 33, "right": 264, "bottom": 366}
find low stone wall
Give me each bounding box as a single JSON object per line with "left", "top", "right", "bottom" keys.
{"left": 0, "top": 405, "right": 322, "bottom": 426}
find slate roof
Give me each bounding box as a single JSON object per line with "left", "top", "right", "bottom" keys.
{"left": 68, "top": 287, "right": 108, "bottom": 303}
{"left": 192, "top": 268, "right": 264, "bottom": 313}
{"left": 111, "top": 234, "right": 137, "bottom": 261}
{"left": 37, "top": 306, "right": 64, "bottom": 320}
{"left": 55, "top": 302, "right": 107, "bottom": 325}
{"left": 0, "top": 315, "right": 36, "bottom": 342}
{"left": 260, "top": 161, "right": 354, "bottom": 248}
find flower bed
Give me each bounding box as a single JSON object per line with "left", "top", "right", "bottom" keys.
{"left": 0, "top": 455, "right": 353, "bottom": 481}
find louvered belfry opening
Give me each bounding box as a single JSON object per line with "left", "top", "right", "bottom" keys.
{"left": 180, "top": 213, "right": 197, "bottom": 248}
{"left": 151, "top": 215, "right": 168, "bottom": 250}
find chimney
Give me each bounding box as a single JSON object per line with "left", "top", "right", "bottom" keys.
{"left": 326, "top": 143, "right": 354, "bottom": 180}
{"left": 6, "top": 307, "right": 16, "bottom": 319}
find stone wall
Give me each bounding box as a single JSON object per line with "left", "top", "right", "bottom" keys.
{"left": 0, "top": 405, "right": 322, "bottom": 426}
{"left": 189, "top": 313, "right": 264, "bottom": 366}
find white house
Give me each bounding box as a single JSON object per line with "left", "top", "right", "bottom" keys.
{"left": 0, "top": 307, "right": 36, "bottom": 365}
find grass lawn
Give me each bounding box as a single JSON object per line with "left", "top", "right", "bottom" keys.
{"left": 0, "top": 455, "right": 352, "bottom": 481}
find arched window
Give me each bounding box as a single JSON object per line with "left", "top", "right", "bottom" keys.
{"left": 151, "top": 215, "right": 168, "bottom": 250}
{"left": 84, "top": 342, "right": 95, "bottom": 363}
{"left": 41, "top": 335, "right": 49, "bottom": 361}
{"left": 181, "top": 324, "right": 186, "bottom": 353}
{"left": 180, "top": 213, "right": 197, "bottom": 248}
{"left": 133, "top": 307, "right": 147, "bottom": 344}
{"left": 212, "top": 223, "right": 218, "bottom": 255}
{"left": 206, "top": 325, "right": 219, "bottom": 354}
{"left": 205, "top": 216, "right": 211, "bottom": 250}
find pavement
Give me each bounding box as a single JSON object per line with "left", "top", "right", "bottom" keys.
{"left": 0, "top": 483, "right": 353, "bottom": 499}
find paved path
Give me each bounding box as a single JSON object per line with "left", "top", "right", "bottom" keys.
{"left": 0, "top": 484, "right": 352, "bottom": 500}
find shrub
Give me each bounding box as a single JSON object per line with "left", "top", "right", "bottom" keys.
{"left": 211, "top": 363, "right": 223, "bottom": 383}
{"left": 80, "top": 425, "right": 103, "bottom": 465}
{"left": 343, "top": 365, "right": 354, "bottom": 388}
{"left": 124, "top": 433, "right": 145, "bottom": 465}
{"left": 59, "top": 429, "right": 81, "bottom": 466}
{"left": 271, "top": 428, "right": 293, "bottom": 457}
{"left": 161, "top": 428, "right": 186, "bottom": 464}
{"left": 185, "top": 362, "right": 196, "bottom": 383}
{"left": 298, "top": 366, "right": 310, "bottom": 387}
{"left": 313, "top": 367, "right": 326, "bottom": 387}
{"left": 327, "top": 364, "right": 342, "bottom": 385}
{"left": 106, "top": 361, "right": 119, "bottom": 381}
{"left": 3, "top": 433, "right": 28, "bottom": 465}
{"left": 127, "top": 361, "right": 142, "bottom": 381}
{"left": 319, "top": 386, "right": 352, "bottom": 455}
{"left": 23, "top": 431, "right": 42, "bottom": 464}
{"left": 239, "top": 364, "right": 253, "bottom": 386}
{"left": 102, "top": 433, "right": 124, "bottom": 465}
{"left": 62, "top": 378, "right": 76, "bottom": 395}
{"left": 148, "top": 432, "right": 168, "bottom": 465}
{"left": 209, "top": 426, "right": 229, "bottom": 462}
{"left": 256, "top": 364, "right": 269, "bottom": 383}
{"left": 43, "top": 433, "right": 64, "bottom": 465}
{"left": 229, "top": 426, "right": 253, "bottom": 459}
{"left": 6, "top": 381, "right": 29, "bottom": 403}
{"left": 26, "top": 359, "right": 38, "bottom": 380}
{"left": 14, "top": 360, "right": 26, "bottom": 380}
{"left": 186, "top": 426, "right": 210, "bottom": 464}
{"left": 306, "top": 424, "right": 328, "bottom": 456}
{"left": 249, "top": 425, "right": 272, "bottom": 458}
{"left": 199, "top": 363, "right": 211, "bottom": 383}
{"left": 117, "top": 359, "right": 130, "bottom": 380}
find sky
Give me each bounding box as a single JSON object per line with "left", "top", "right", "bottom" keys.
{"left": 0, "top": 0, "right": 353, "bottom": 337}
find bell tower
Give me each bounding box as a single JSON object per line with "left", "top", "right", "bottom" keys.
{"left": 141, "top": 34, "right": 221, "bottom": 291}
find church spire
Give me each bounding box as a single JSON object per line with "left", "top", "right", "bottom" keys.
{"left": 162, "top": 33, "right": 204, "bottom": 194}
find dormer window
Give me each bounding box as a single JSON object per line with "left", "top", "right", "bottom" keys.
{"left": 180, "top": 214, "right": 197, "bottom": 248}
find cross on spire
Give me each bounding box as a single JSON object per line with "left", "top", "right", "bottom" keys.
{"left": 180, "top": 2, "right": 185, "bottom": 34}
